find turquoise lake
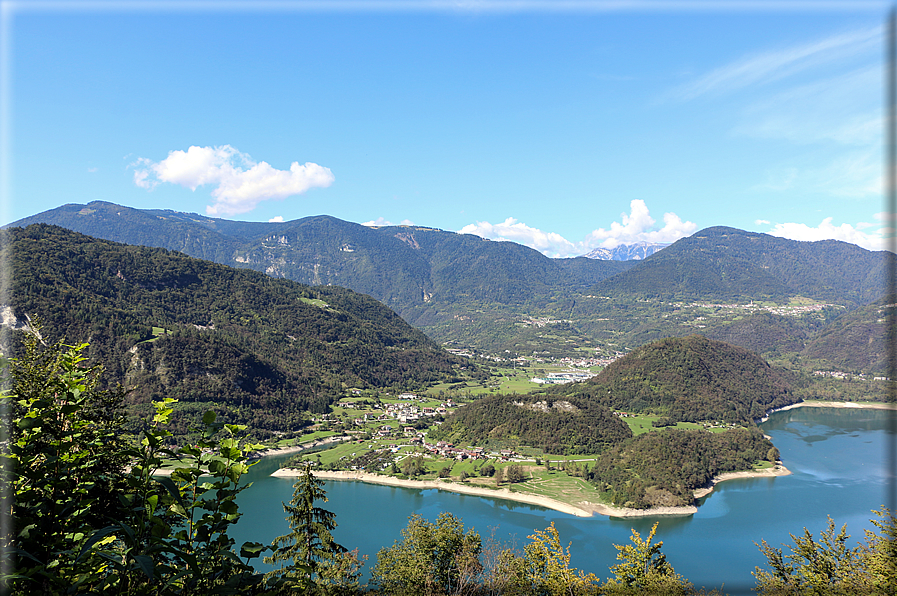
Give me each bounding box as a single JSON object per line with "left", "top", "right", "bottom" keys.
{"left": 231, "top": 406, "right": 894, "bottom": 595}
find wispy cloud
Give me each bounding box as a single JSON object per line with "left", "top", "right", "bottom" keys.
{"left": 669, "top": 25, "right": 882, "bottom": 202}
{"left": 752, "top": 168, "right": 799, "bottom": 193}
{"left": 813, "top": 149, "right": 881, "bottom": 199}
{"left": 733, "top": 65, "right": 880, "bottom": 146}
{"left": 758, "top": 148, "right": 883, "bottom": 199}
{"left": 459, "top": 200, "right": 697, "bottom": 258}
{"left": 131, "top": 145, "right": 334, "bottom": 217}
{"left": 671, "top": 25, "right": 880, "bottom": 101}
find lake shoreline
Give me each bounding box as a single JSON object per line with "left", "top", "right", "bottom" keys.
{"left": 756, "top": 399, "right": 895, "bottom": 422}
{"left": 270, "top": 464, "right": 792, "bottom": 518}
{"left": 151, "top": 436, "right": 348, "bottom": 476}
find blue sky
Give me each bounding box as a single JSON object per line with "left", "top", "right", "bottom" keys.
{"left": 1, "top": 1, "right": 890, "bottom": 256}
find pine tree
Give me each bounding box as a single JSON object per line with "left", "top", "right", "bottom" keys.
{"left": 265, "top": 463, "right": 349, "bottom": 589}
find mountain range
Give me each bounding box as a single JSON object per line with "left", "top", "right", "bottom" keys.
{"left": 588, "top": 226, "right": 887, "bottom": 307}
{"left": 7, "top": 201, "right": 892, "bottom": 372}
{"left": 7, "top": 201, "right": 633, "bottom": 318}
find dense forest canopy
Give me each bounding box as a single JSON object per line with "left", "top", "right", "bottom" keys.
{"left": 2, "top": 224, "right": 470, "bottom": 439}
{"left": 560, "top": 335, "right": 797, "bottom": 424}
{"left": 587, "top": 427, "right": 778, "bottom": 508}
{"left": 431, "top": 394, "right": 633, "bottom": 455}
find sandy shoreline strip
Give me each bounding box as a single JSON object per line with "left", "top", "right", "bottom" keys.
{"left": 692, "top": 466, "right": 791, "bottom": 499}
{"left": 778, "top": 400, "right": 896, "bottom": 411}
{"left": 270, "top": 465, "right": 791, "bottom": 518}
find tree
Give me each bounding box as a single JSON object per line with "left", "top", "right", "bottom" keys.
{"left": 603, "top": 523, "right": 691, "bottom": 596}
{"left": 858, "top": 508, "right": 897, "bottom": 593}
{"left": 505, "top": 464, "right": 525, "bottom": 484}
{"left": 1, "top": 331, "right": 269, "bottom": 595}
{"left": 753, "top": 514, "right": 889, "bottom": 595}
{"left": 130, "top": 404, "right": 269, "bottom": 594}
{"left": 502, "top": 523, "right": 599, "bottom": 596}
{"left": 265, "top": 463, "right": 352, "bottom": 591}
{"left": 401, "top": 454, "right": 427, "bottom": 477}
{"left": 1, "top": 335, "right": 129, "bottom": 594}
{"left": 371, "top": 512, "right": 482, "bottom": 595}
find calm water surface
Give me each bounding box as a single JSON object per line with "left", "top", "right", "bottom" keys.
{"left": 232, "top": 407, "right": 893, "bottom": 595}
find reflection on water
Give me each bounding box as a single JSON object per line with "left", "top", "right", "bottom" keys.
{"left": 232, "top": 406, "right": 892, "bottom": 595}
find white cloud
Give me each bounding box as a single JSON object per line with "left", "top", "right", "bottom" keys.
{"left": 459, "top": 200, "right": 696, "bottom": 258}
{"left": 458, "top": 218, "right": 577, "bottom": 257}
{"left": 582, "top": 199, "right": 697, "bottom": 250}
{"left": 269, "top": 216, "right": 285, "bottom": 223}
{"left": 131, "top": 145, "right": 334, "bottom": 217}
{"left": 755, "top": 219, "right": 771, "bottom": 225}
{"left": 765, "top": 217, "right": 885, "bottom": 251}
{"left": 361, "top": 217, "right": 415, "bottom": 227}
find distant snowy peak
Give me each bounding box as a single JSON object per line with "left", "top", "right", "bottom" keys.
{"left": 582, "top": 242, "right": 669, "bottom": 261}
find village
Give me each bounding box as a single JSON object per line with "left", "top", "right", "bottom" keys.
{"left": 275, "top": 388, "right": 533, "bottom": 478}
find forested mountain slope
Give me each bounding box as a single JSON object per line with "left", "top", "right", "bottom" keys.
{"left": 2, "top": 224, "right": 469, "bottom": 438}
{"left": 8, "top": 201, "right": 634, "bottom": 322}
{"left": 799, "top": 296, "right": 894, "bottom": 374}
{"left": 559, "top": 335, "right": 797, "bottom": 424}
{"left": 589, "top": 226, "right": 888, "bottom": 306}
{"left": 431, "top": 394, "right": 633, "bottom": 455}
{"left": 9, "top": 203, "right": 890, "bottom": 366}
